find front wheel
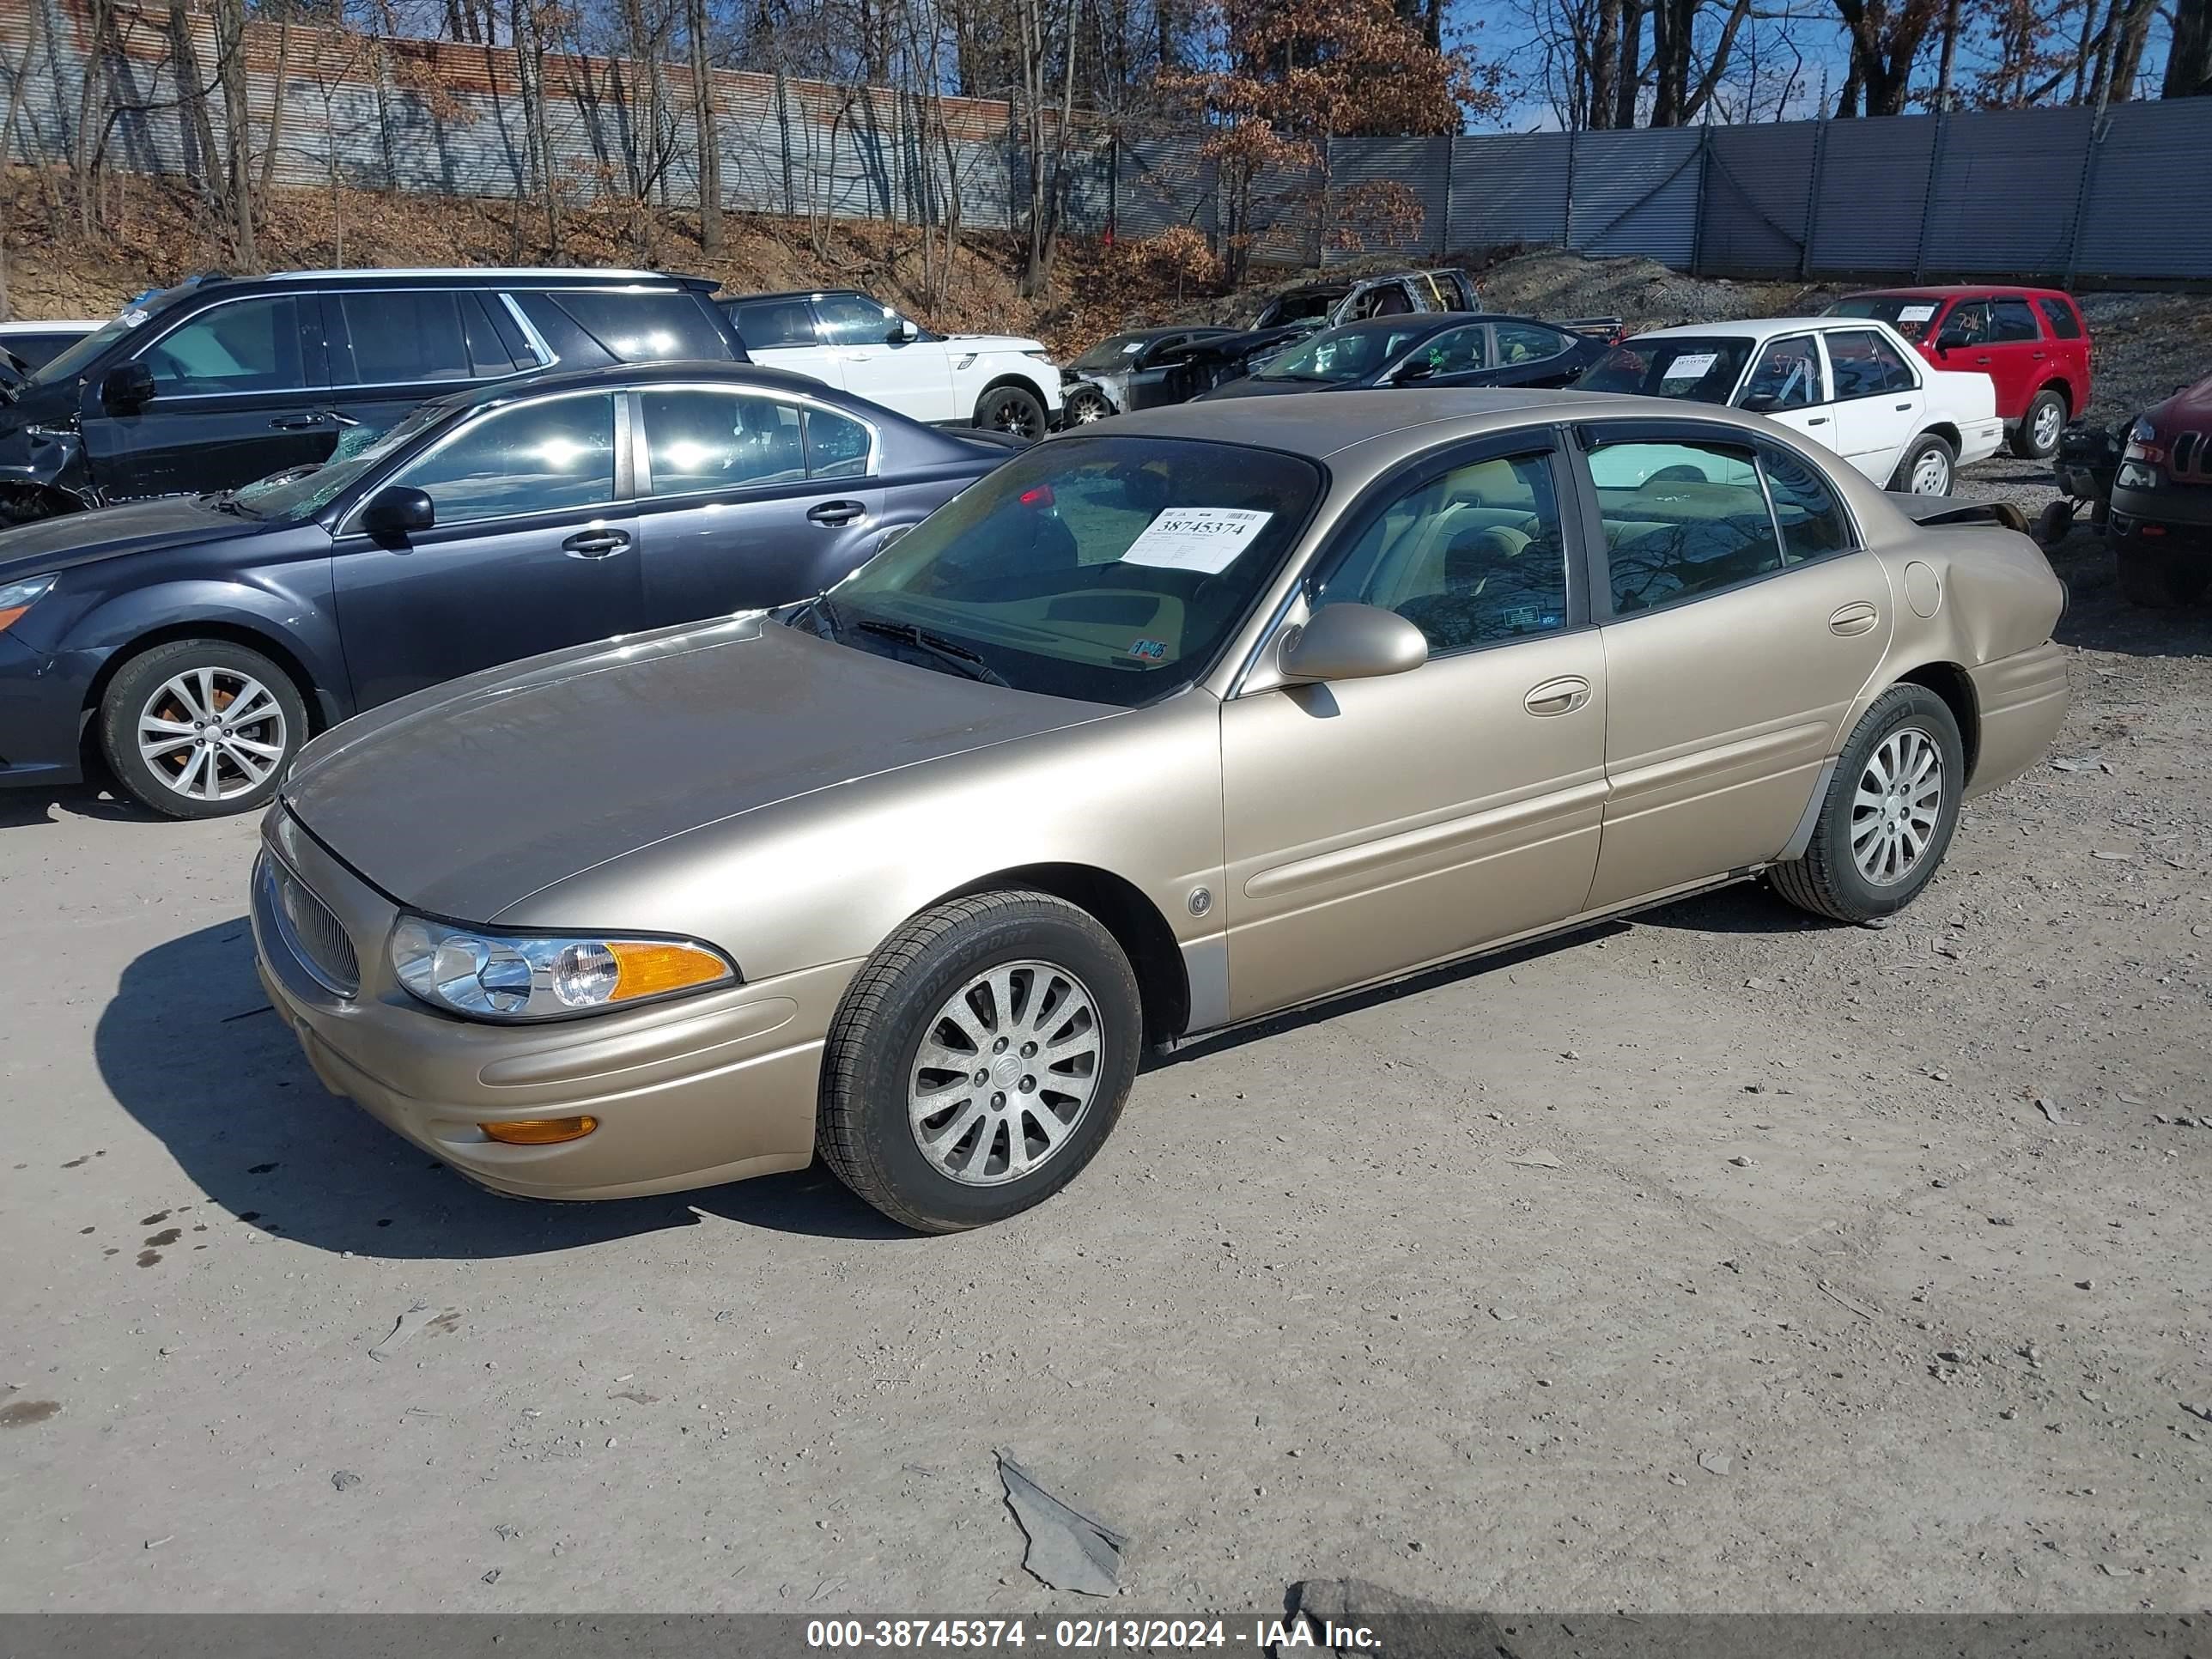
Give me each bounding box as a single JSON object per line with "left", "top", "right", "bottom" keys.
{"left": 817, "top": 891, "right": 1142, "bottom": 1232}
{"left": 97, "top": 638, "right": 309, "bottom": 819}
{"left": 1892, "top": 434, "right": 1956, "bottom": 496}
{"left": 1065, "top": 387, "right": 1112, "bottom": 425}
{"left": 1769, "top": 684, "right": 1965, "bottom": 924}
{"left": 975, "top": 385, "right": 1048, "bottom": 442}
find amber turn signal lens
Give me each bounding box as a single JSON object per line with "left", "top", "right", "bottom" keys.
{"left": 478, "top": 1115, "right": 599, "bottom": 1146}
{"left": 605, "top": 940, "right": 729, "bottom": 1001}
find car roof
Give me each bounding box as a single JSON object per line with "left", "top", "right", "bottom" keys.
{"left": 1842, "top": 283, "right": 2077, "bottom": 301}
{"left": 1098, "top": 386, "right": 1776, "bottom": 461}
{"left": 424, "top": 358, "right": 858, "bottom": 413}
{"left": 0, "top": 319, "right": 101, "bottom": 331}
{"left": 1626, "top": 316, "right": 1880, "bottom": 343}
{"left": 723, "top": 288, "right": 871, "bottom": 304}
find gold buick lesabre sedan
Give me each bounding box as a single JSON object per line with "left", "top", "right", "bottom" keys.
{"left": 253, "top": 391, "right": 2069, "bottom": 1231}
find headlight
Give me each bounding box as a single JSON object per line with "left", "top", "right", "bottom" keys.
{"left": 1024, "top": 349, "right": 1054, "bottom": 362}
{"left": 2130, "top": 417, "right": 2158, "bottom": 443}
{"left": 2117, "top": 461, "right": 2160, "bottom": 490}
{"left": 390, "top": 915, "right": 735, "bottom": 1022}
{"left": 0, "top": 574, "right": 58, "bottom": 635}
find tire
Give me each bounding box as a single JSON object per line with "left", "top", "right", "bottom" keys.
{"left": 98, "top": 637, "right": 309, "bottom": 820}
{"left": 2115, "top": 538, "right": 2210, "bottom": 609}
{"left": 2034, "top": 500, "right": 2076, "bottom": 547}
{"left": 2012, "top": 389, "right": 2066, "bottom": 460}
{"left": 1890, "top": 433, "right": 1956, "bottom": 496}
{"left": 817, "top": 890, "right": 1143, "bottom": 1233}
{"left": 1769, "top": 684, "right": 1965, "bottom": 925}
{"left": 1066, "top": 388, "right": 1112, "bottom": 425}
{"left": 975, "top": 384, "right": 1048, "bottom": 442}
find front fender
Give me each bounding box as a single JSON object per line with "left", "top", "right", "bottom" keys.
{"left": 58, "top": 577, "right": 350, "bottom": 730}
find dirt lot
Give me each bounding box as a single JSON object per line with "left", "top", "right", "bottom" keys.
{"left": 2, "top": 456, "right": 2209, "bottom": 1613}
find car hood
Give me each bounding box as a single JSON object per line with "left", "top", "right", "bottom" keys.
{"left": 280, "top": 614, "right": 1117, "bottom": 921}
{"left": 2150, "top": 372, "right": 2212, "bottom": 427}
{"left": 0, "top": 494, "right": 258, "bottom": 580}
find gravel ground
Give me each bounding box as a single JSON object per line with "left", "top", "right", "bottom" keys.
{"left": 2, "top": 500, "right": 2209, "bottom": 1613}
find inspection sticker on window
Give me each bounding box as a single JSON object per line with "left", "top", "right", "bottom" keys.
{"left": 1119, "top": 507, "right": 1273, "bottom": 574}
{"left": 1661, "top": 352, "right": 1718, "bottom": 383}
{"left": 1898, "top": 303, "right": 1938, "bottom": 323}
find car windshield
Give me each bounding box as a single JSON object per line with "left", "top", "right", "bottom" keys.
{"left": 1255, "top": 324, "right": 1432, "bottom": 384}
{"left": 25, "top": 311, "right": 146, "bottom": 387}
{"left": 1825, "top": 294, "right": 1945, "bottom": 341}
{"left": 814, "top": 435, "right": 1322, "bottom": 708}
{"left": 1258, "top": 291, "right": 1338, "bottom": 327}
{"left": 228, "top": 402, "right": 455, "bottom": 523}
{"left": 1576, "top": 337, "right": 1753, "bottom": 404}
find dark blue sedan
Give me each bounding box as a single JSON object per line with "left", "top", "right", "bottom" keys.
{"left": 1199, "top": 313, "right": 1608, "bottom": 400}
{"left": 0, "top": 362, "right": 1014, "bottom": 817}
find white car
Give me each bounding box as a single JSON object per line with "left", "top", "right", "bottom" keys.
{"left": 719, "top": 288, "right": 1062, "bottom": 440}
{"left": 1579, "top": 316, "right": 2005, "bottom": 495}
{"left": 0, "top": 318, "right": 101, "bottom": 374}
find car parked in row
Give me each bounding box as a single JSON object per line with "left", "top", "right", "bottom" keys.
{"left": 0, "top": 267, "right": 746, "bottom": 526}
{"left": 718, "top": 288, "right": 1062, "bottom": 440}
{"left": 0, "top": 319, "right": 100, "bottom": 375}
{"left": 1576, "top": 317, "right": 2005, "bottom": 495}
{"left": 1198, "top": 313, "right": 1607, "bottom": 400}
{"left": 0, "top": 362, "right": 1012, "bottom": 817}
{"left": 252, "top": 390, "right": 2068, "bottom": 1232}
{"left": 2106, "top": 368, "right": 2212, "bottom": 606}
{"left": 1825, "top": 285, "right": 2091, "bottom": 460}
{"left": 1060, "top": 326, "right": 1243, "bottom": 423}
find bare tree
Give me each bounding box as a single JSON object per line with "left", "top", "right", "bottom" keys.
{"left": 687, "top": 0, "right": 724, "bottom": 251}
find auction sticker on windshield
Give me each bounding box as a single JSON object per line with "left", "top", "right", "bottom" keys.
{"left": 1662, "top": 352, "right": 1718, "bottom": 382}
{"left": 1119, "top": 507, "right": 1273, "bottom": 575}
{"left": 1899, "top": 304, "right": 1937, "bottom": 323}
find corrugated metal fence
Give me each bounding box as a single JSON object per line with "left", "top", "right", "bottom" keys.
{"left": 7, "top": 0, "right": 2212, "bottom": 283}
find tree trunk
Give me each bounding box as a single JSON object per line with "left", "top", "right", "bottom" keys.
{"left": 1615, "top": 0, "right": 1644, "bottom": 125}
{"left": 512, "top": 0, "right": 562, "bottom": 257}
{"left": 168, "top": 0, "right": 221, "bottom": 199}
{"left": 688, "top": 0, "right": 721, "bottom": 252}
{"left": 259, "top": 15, "right": 290, "bottom": 202}
{"left": 1935, "top": 0, "right": 1960, "bottom": 107}
{"left": 0, "top": 0, "right": 36, "bottom": 320}
{"left": 211, "top": 0, "right": 257, "bottom": 266}
{"left": 1589, "top": 0, "right": 1622, "bottom": 129}
{"left": 2167, "top": 0, "right": 2212, "bottom": 96}
{"left": 2107, "top": 0, "right": 2156, "bottom": 98}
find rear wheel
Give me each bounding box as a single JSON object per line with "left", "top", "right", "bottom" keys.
{"left": 1770, "top": 685, "right": 1964, "bottom": 924}
{"left": 975, "top": 385, "right": 1048, "bottom": 442}
{"left": 1892, "top": 434, "right": 1956, "bottom": 496}
{"left": 2116, "top": 538, "right": 2210, "bottom": 609}
{"left": 97, "top": 638, "right": 308, "bottom": 819}
{"left": 2013, "top": 390, "right": 2067, "bottom": 460}
{"left": 817, "top": 891, "right": 1142, "bottom": 1232}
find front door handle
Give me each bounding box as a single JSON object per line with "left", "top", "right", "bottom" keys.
{"left": 807, "top": 500, "right": 866, "bottom": 526}
{"left": 1895, "top": 401, "right": 1914, "bottom": 410}
{"left": 268, "top": 411, "right": 333, "bottom": 430}
{"left": 1829, "top": 601, "right": 1879, "bottom": 636}
{"left": 562, "top": 529, "right": 630, "bottom": 558}
{"left": 1805, "top": 416, "right": 1829, "bottom": 426}
{"left": 1524, "top": 676, "right": 1591, "bottom": 716}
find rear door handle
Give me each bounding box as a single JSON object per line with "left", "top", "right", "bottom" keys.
{"left": 1829, "top": 601, "right": 1879, "bottom": 636}
{"left": 269, "top": 411, "right": 333, "bottom": 430}
{"left": 562, "top": 529, "right": 630, "bottom": 558}
{"left": 1524, "top": 676, "right": 1591, "bottom": 716}
{"left": 807, "top": 500, "right": 866, "bottom": 526}
{"left": 1895, "top": 401, "right": 1914, "bottom": 410}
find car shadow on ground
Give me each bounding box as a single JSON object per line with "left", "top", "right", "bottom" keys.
{"left": 95, "top": 920, "right": 905, "bottom": 1259}
{"left": 0, "top": 781, "right": 143, "bottom": 829}
{"left": 2045, "top": 534, "right": 2212, "bottom": 658}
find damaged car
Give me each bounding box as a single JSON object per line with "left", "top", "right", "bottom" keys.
{"left": 0, "top": 267, "right": 745, "bottom": 526}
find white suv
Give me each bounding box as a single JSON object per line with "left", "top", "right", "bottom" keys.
{"left": 1580, "top": 316, "right": 2005, "bottom": 495}
{"left": 720, "top": 289, "right": 1062, "bottom": 439}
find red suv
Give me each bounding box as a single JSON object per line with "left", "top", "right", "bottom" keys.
{"left": 1825, "top": 286, "right": 2092, "bottom": 461}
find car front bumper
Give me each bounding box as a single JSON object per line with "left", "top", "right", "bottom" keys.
{"left": 252, "top": 810, "right": 856, "bottom": 1200}
{"left": 2112, "top": 476, "right": 2212, "bottom": 544}
{"left": 0, "top": 633, "right": 90, "bottom": 787}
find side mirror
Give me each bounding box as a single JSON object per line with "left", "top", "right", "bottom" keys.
{"left": 100, "top": 362, "right": 155, "bottom": 411}
{"left": 889, "top": 317, "right": 920, "bottom": 343}
{"left": 1277, "top": 603, "right": 1428, "bottom": 684}
{"left": 361, "top": 484, "right": 434, "bottom": 538}
{"left": 1395, "top": 357, "right": 1437, "bottom": 384}
{"left": 1737, "top": 392, "right": 1775, "bottom": 412}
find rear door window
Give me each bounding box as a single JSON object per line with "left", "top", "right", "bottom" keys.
{"left": 1989, "top": 298, "right": 2042, "bottom": 343}
{"left": 728, "top": 298, "right": 820, "bottom": 349}
{"left": 327, "top": 291, "right": 483, "bottom": 386}
{"left": 1826, "top": 330, "right": 1913, "bottom": 399}
{"left": 1495, "top": 322, "right": 1572, "bottom": 366}
{"left": 1587, "top": 436, "right": 1786, "bottom": 614}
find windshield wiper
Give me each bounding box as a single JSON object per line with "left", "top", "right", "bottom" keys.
{"left": 204, "top": 490, "right": 262, "bottom": 520}
{"left": 853, "top": 617, "right": 1011, "bottom": 687}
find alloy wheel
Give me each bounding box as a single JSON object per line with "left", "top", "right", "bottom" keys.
{"left": 137, "top": 666, "right": 289, "bottom": 803}
{"left": 2033, "top": 400, "right": 2063, "bottom": 453}
{"left": 1851, "top": 726, "right": 1944, "bottom": 886}
{"left": 988, "top": 394, "right": 1042, "bottom": 440}
{"left": 908, "top": 959, "right": 1103, "bottom": 1186}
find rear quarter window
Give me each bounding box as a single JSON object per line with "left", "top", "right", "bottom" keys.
{"left": 550, "top": 292, "right": 732, "bottom": 362}
{"left": 2037, "top": 297, "right": 2085, "bottom": 340}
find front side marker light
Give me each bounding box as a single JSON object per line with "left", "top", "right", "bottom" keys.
{"left": 479, "top": 1115, "right": 599, "bottom": 1145}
